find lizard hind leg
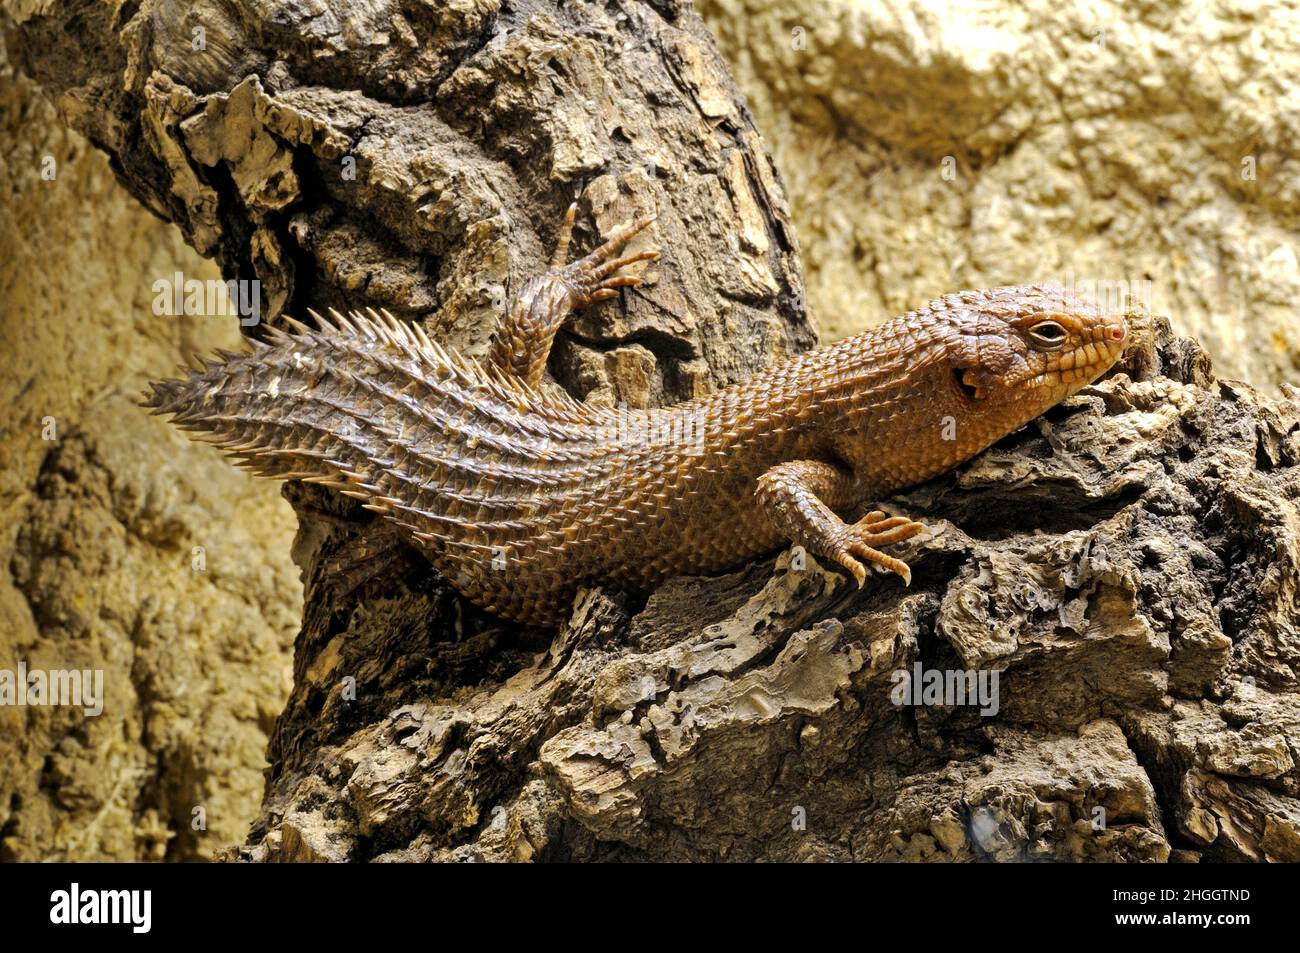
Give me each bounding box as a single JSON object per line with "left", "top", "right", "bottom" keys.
{"left": 487, "top": 204, "right": 659, "bottom": 387}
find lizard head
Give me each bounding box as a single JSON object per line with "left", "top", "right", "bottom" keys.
{"left": 941, "top": 284, "right": 1128, "bottom": 420}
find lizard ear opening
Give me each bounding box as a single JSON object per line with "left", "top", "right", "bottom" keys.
{"left": 953, "top": 366, "right": 987, "bottom": 401}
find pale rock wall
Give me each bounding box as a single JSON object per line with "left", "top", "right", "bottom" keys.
{"left": 0, "top": 51, "right": 301, "bottom": 861}
{"left": 699, "top": 0, "right": 1300, "bottom": 388}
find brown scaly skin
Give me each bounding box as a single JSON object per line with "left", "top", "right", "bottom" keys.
{"left": 144, "top": 207, "right": 1129, "bottom": 626}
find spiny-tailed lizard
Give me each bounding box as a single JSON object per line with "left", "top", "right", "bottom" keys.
{"left": 145, "top": 204, "right": 1128, "bottom": 625}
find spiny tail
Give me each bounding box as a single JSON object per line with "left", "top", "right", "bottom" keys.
{"left": 141, "top": 309, "right": 623, "bottom": 559}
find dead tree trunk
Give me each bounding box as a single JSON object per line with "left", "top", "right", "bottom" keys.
{"left": 10, "top": 1, "right": 1300, "bottom": 862}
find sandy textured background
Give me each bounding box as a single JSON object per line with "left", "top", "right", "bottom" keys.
{"left": 0, "top": 44, "right": 300, "bottom": 861}
{"left": 700, "top": 0, "right": 1300, "bottom": 389}
{"left": 2, "top": 0, "right": 1296, "bottom": 860}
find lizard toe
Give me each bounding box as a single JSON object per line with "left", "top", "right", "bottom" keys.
{"left": 842, "top": 538, "right": 914, "bottom": 587}
{"left": 832, "top": 550, "right": 868, "bottom": 587}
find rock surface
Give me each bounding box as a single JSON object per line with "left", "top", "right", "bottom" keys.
{"left": 0, "top": 46, "right": 301, "bottom": 860}
{"left": 698, "top": 0, "right": 1300, "bottom": 391}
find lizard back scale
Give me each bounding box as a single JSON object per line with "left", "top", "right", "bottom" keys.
{"left": 144, "top": 206, "right": 1129, "bottom": 626}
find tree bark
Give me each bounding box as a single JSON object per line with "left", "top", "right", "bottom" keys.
{"left": 10, "top": 1, "right": 1300, "bottom": 862}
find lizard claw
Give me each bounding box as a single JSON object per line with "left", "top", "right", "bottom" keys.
{"left": 833, "top": 551, "right": 869, "bottom": 588}
{"left": 558, "top": 210, "right": 659, "bottom": 309}
{"left": 550, "top": 203, "right": 579, "bottom": 269}
{"left": 828, "top": 513, "right": 925, "bottom": 587}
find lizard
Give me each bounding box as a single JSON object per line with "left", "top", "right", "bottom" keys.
{"left": 144, "top": 204, "right": 1129, "bottom": 626}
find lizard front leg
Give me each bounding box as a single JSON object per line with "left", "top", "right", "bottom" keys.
{"left": 488, "top": 204, "right": 658, "bottom": 387}
{"left": 755, "top": 460, "right": 925, "bottom": 586}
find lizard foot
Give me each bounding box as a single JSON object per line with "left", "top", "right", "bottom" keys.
{"left": 555, "top": 203, "right": 659, "bottom": 307}
{"left": 828, "top": 511, "right": 925, "bottom": 588}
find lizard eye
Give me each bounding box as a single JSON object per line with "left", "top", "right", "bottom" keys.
{"left": 1027, "top": 320, "right": 1067, "bottom": 349}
